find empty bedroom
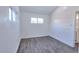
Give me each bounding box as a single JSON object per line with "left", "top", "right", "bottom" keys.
{"left": 18, "top": 6, "right": 78, "bottom": 53}
{"left": 0, "top": 6, "right": 79, "bottom": 53}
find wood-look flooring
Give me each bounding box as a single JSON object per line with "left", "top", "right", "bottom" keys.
{"left": 17, "top": 36, "right": 78, "bottom": 53}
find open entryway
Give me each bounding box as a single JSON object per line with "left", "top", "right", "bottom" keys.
{"left": 75, "top": 11, "right": 79, "bottom": 49}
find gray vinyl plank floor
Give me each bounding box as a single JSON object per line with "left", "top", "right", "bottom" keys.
{"left": 17, "top": 36, "right": 78, "bottom": 53}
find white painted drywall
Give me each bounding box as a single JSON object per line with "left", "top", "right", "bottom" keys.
{"left": 20, "top": 12, "right": 49, "bottom": 38}
{"left": 49, "top": 6, "right": 79, "bottom": 47}
{"left": 0, "top": 6, "right": 20, "bottom": 53}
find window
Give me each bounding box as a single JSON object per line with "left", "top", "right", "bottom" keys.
{"left": 31, "top": 18, "right": 37, "bottom": 23}
{"left": 9, "top": 8, "right": 12, "bottom": 21}
{"left": 31, "top": 17, "right": 44, "bottom": 24}
{"left": 9, "top": 8, "right": 16, "bottom": 22}
{"left": 12, "top": 11, "right": 16, "bottom": 22}
{"left": 38, "top": 18, "right": 44, "bottom": 24}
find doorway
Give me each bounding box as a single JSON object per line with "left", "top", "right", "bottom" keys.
{"left": 75, "top": 11, "right": 79, "bottom": 48}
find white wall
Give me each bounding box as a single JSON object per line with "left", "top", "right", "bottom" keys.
{"left": 49, "top": 6, "right": 79, "bottom": 47}
{"left": 0, "top": 6, "right": 20, "bottom": 53}
{"left": 20, "top": 12, "right": 49, "bottom": 38}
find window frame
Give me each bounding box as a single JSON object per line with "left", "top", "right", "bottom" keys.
{"left": 31, "top": 17, "right": 44, "bottom": 24}
{"left": 9, "top": 8, "right": 16, "bottom": 22}
{"left": 31, "top": 17, "right": 38, "bottom": 24}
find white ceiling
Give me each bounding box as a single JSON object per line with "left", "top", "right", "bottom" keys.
{"left": 20, "top": 6, "right": 57, "bottom": 15}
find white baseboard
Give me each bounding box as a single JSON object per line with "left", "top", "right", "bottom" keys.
{"left": 21, "top": 34, "right": 48, "bottom": 39}
{"left": 49, "top": 34, "right": 74, "bottom": 47}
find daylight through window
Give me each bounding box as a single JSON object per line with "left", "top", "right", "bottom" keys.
{"left": 31, "top": 17, "right": 44, "bottom": 24}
